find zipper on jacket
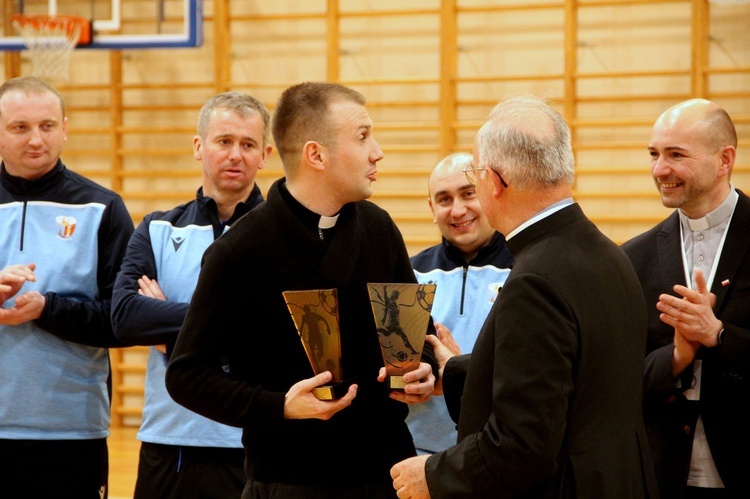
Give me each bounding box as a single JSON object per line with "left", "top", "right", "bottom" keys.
{"left": 460, "top": 265, "right": 468, "bottom": 315}
{"left": 19, "top": 201, "right": 27, "bottom": 252}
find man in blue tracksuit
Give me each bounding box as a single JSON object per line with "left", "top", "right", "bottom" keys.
{"left": 111, "top": 92, "right": 273, "bottom": 498}
{"left": 407, "top": 152, "right": 514, "bottom": 455}
{"left": 0, "top": 76, "right": 134, "bottom": 498}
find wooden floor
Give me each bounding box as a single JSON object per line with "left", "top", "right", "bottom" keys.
{"left": 109, "top": 426, "right": 140, "bottom": 499}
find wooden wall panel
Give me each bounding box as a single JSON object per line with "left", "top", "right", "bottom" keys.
{"left": 1, "top": 0, "right": 748, "bottom": 426}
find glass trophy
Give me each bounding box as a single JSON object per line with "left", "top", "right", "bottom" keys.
{"left": 367, "top": 283, "right": 436, "bottom": 390}
{"left": 282, "top": 289, "right": 352, "bottom": 400}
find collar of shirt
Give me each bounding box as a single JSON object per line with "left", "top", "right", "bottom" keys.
{"left": 506, "top": 197, "right": 575, "bottom": 241}
{"left": 678, "top": 184, "right": 738, "bottom": 234}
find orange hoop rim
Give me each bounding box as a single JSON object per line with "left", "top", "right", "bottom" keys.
{"left": 11, "top": 14, "right": 91, "bottom": 46}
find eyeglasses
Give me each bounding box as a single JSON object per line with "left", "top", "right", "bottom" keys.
{"left": 463, "top": 163, "right": 508, "bottom": 188}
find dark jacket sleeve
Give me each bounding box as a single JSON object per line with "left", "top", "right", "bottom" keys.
{"left": 35, "top": 194, "right": 134, "bottom": 348}
{"left": 443, "top": 353, "right": 471, "bottom": 424}
{"left": 166, "top": 238, "right": 286, "bottom": 428}
{"left": 111, "top": 215, "right": 190, "bottom": 348}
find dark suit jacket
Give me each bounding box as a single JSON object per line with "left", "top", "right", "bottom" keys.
{"left": 622, "top": 188, "right": 750, "bottom": 499}
{"left": 426, "top": 204, "right": 658, "bottom": 498}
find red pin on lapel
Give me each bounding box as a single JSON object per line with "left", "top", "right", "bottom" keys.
{"left": 721, "top": 279, "right": 730, "bottom": 287}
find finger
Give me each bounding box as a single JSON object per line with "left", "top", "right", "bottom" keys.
{"left": 670, "top": 285, "right": 701, "bottom": 303}
{"left": 693, "top": 268, "right": 708, "bottom": 294}
{"left": 401, "top": 363, "right": 430, "bottom": 384}
{"left": 140, "top": 276, "right": 157, "bottom": 290}
{"left": 659, "top": 293, "right": 689, "bottom": 310}
{"left": 13, "top": 293, "right": 30, "bottom": 306}
{"left": 424, "top": 334, "right": 441, "bottom": 349}
{"left": 2, "top": 268, "right": 34, "bottom": 282}
{"left": 656, "top": 301, "right": 686, "bottom": 324}
{"left": 305, "top": 370, "right": 333, "bottom": 390}
{"left": 436, "top": 323, "right": 453, "bottom": 342}
{"left": 389, "top": 390, "right": 421, "bottom": 404}
{"left": 434, "top": 322, "right": 447, "bottom": 339}
{"left": 321, "top": 384, "right": 358, "bottom": 416}
{"left": 339, "top": 383, "right": 358, "bottom": 404}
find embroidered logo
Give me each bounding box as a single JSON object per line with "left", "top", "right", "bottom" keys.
{"left": 171, "top": 235, "right": 185, "bottom": 252}
{"left": 55, "top": 215, "right": 77, "bottom": 239}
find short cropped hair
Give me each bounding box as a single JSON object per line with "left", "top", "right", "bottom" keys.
{"left": 0, "top": 76, "right": 66, "bottom": 118}
{"left": 272, "top": 82, "right": 366, "bottom": 170}
{"left": 197, "top": 91, "right": 271, "bottom": 145}
{"left": 704, "top": 106, "right": 738, "bottom": 151}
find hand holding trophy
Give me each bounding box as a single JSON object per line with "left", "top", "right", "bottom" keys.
{"left": 283, "top": 289, "right": 354, "bottom": 400}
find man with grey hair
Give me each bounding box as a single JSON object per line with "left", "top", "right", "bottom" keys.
{"left": 111, "top": 91, "right": 272, "bottom": 498}
{"left": 391, "top": 95, "right": 658, "bottom": 498}
{"left": 407, "top": 152, "right": 513, "bottom": 455}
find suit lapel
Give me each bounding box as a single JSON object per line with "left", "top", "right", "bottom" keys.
{"left": 711, "top": 190, "right": 750, "bottom": 310}
{"left": 656, "top": 211, "right": 687, "bottom": 293}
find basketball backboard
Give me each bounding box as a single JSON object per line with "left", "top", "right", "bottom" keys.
{"left": 0, "top": 0, "right": 202, "bottom": 50}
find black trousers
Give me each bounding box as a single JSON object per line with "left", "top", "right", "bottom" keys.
{"left": 133, "top": 441, "right": 246, "bottom": 499}
{"left": 684, "top": 486, "right": 733, "bottom": 499}
{"left": 0, "top": 438, "right": 108, "bottom": 499}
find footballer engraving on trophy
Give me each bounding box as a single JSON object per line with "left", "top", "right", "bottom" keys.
{"left": 283, "top": 289, "right": 351, "bottom": 400}
{"left": 368, "top": 283, "right": 436, "bottom": 390}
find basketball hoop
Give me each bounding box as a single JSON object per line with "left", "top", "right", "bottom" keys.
{"left": 11, "top": 14, "right": 91, "bottom": 82}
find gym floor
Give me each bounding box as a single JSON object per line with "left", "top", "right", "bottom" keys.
{"left": 109, "top": 426, "right": 139, "bottom": 499}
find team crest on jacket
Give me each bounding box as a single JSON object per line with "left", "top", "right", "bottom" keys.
{"left": 488, "top": 282, "right": 503, "bottom": 303}
{"left": 55, "top": 215, "right": 77, "bottom": 239}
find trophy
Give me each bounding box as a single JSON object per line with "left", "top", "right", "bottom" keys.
{"left": 367, "top": 283, "right": 436, "bottom": 390}
{"left": 282, "top": 289, "right": 352, "bottom": 400}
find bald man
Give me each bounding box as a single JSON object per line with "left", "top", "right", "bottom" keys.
{"left": 622, "top": 99, "right": 750, "bottom": 499}
{"left": 407, "top": 152, "right": 513, "bottom": 455}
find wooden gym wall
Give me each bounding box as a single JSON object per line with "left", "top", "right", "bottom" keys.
{"left": 1, "top": 0, "right": 749, "bottom": 426}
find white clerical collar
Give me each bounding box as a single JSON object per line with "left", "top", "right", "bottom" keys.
{"left": 318, "top": 214, "right": 340, "bottom": 229}
{"left": 679, "top": 185, "right": 738, "bottom": 232}
{"left": 506, "top": 197, "right": 574, "bottom": 241}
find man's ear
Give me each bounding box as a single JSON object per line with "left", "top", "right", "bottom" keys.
{"left": 302, "top": 140, "right": 327, "bottom": 172}
{"left": 258, "top": 144, "right": 273, "bottom": 170}
{"left": 717, "top": 145, "right": 736, "bottom": 180}
{"left": 428, "top": 197, "right": 436, "bottom": 221}
{"left": 489, "top": 169, "right": 504, "bottom": 199}
{"left": 192, "top": 135, "right": 203, "bottom": 161}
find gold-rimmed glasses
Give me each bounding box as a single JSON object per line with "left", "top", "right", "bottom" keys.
{"left": 463, "top": 162, "right": 508, "bottom": 188}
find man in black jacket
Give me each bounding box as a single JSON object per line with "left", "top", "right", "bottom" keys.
{"left": 407, "top": 152, "right": 513, "bottom": 454}
{"left": 622, "top": 98, "right": 750, "bottom": 499}
{"left": 391, "top": 95, "right": 658, "bottom": 498}
{"left": 166, "top": 82, "right": 438, "bottom": 499}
